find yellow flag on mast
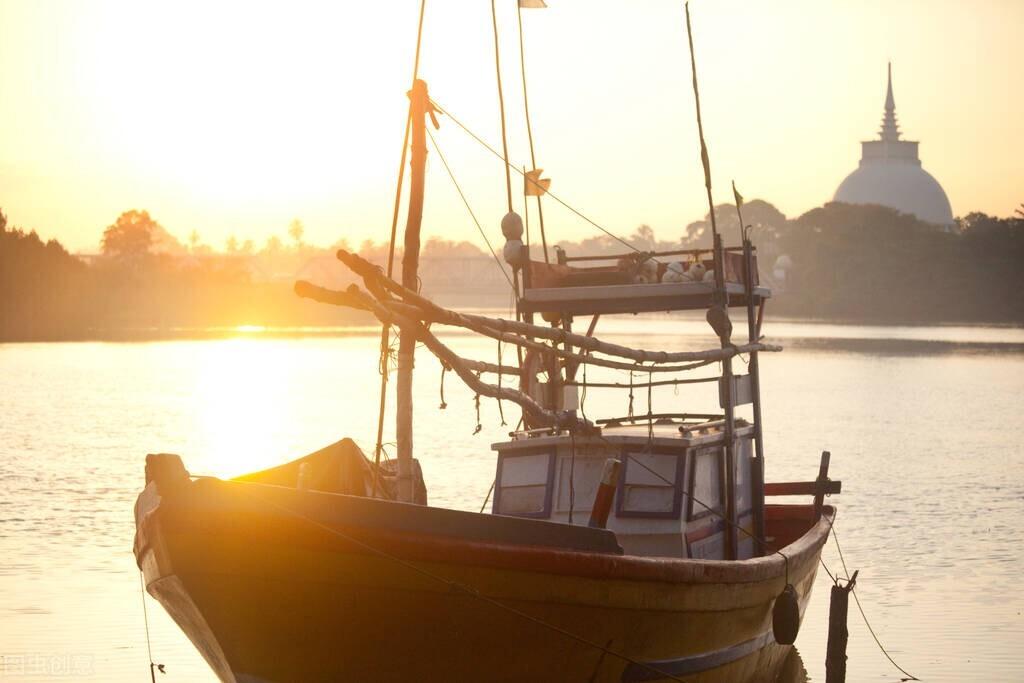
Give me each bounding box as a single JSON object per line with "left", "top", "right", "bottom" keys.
{"left": 519, "top": 0, "right": 548, "bottom": 7}
{"left": 524, "top": 169, "right": 551, "bottom": 196}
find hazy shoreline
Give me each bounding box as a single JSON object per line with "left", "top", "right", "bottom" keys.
{"left": 4, "top": 316, "right": 1022, "bottom": 356}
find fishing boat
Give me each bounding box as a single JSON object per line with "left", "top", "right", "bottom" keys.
{"left": 134, "top": 4, "right": 842, "bottom": 682}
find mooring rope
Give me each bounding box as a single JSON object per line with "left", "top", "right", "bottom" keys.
{"left": 138, "top": 571, "right": 162, "bottom": 681}
{"left": 825, "top": 515, "right": 921, "bottom": 681}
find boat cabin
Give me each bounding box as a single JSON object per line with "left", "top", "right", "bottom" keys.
{"left": 492, "top": 417, "right": 759, "bottom": 560}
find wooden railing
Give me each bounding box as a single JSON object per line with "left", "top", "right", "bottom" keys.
{"left": 765, "top": 451, "right": 841, "bottom": 519}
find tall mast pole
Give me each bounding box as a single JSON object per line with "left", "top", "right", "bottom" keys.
{"left": 684, "top": 2, "right": 737, "bottom": 559}
{"left": 735, "top": 185, "right": 767, "bottom": 553}
{"left": 396, "top": 78, "right": 431, "bottom": 503}
{"left": 371, "top": 0, "right": 427, "bottom": 498}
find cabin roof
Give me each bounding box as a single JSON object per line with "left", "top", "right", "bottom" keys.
{"left": 492, "top": 419, "right": 754, "bottom": 453}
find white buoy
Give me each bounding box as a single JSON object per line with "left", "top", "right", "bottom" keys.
{"left": 503, "top": 239, "right": 525, "bottom": 265}
{"left": 501, "top": 212, "right": 524, "bottom": 240}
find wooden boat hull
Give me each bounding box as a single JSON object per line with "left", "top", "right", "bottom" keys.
{"left": 134, "top": 475, "right": 830, "bottom": 683}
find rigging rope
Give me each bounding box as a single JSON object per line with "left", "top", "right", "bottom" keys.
{"left": 438, "top": 364, "right": 448, "bottom": 409}
{"left": 426, "top": 128, "right": 517, "bottom": 293}
{"left": 373, "top": 0, "right": 429, "bottom": 497}
{"left": 683, "top": 1, "right": 719, "bottom": 246}
{"left": 480, "top": 478, "right": 496, "bottom": 513}
{"left": 516, "top": 2, "right": 550, "bottom": 263}
{"left": 430, "top": 100, "right": 647, "bottom": 258}
{"left": 496, "top": 337, "right": 507, "bottom": 426}
{"left": 489, "top": 0, "right": 514, "bottom": 213}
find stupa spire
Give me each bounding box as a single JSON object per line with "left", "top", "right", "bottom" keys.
{"left": 879, "top": 62, "right": 900, "bottom": 142}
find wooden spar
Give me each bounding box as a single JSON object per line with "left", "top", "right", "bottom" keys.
{"left": 295, "top": 279, "right": 747, "bottom": 377}
{"left": 333, "top": 250, "right": 782, "bottom": 364}
{"left": 342, "top": 287, "right": 562, "bottom": 427}
{"left": 396, "top": 79, "right": 430, "bottom": 503}
{"left": 371, "top": 293, "right": 724, "bottom": 374}
{"left": 296, "top": 277, "right": 781, "bottom": 376}
{"left": 294, "top": 281, "right": 523, "bottom": 379}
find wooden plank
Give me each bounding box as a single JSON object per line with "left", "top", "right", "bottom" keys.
{"left": 719, "top": 374, "right": 753, "bottom": 408}
{"left": 814, "top": 451, "right": 831, "bottom": 519}
{"left": 518, "top": 281, "right": 770, "bottom": 316}
{"left": 750, "top": 455, "right": 765, "bottom": 557}
{"left": 764, "top": 480, "right": 842, "bottom": 496}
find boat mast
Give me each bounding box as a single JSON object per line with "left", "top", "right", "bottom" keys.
{"left": 396, "top": 78, "right": 431, "bottom": 503}
{"left": 684, "top": 3, "right": 738, "bottom": 560}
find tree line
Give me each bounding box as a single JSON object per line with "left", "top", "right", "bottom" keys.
{"left": 1, "top": 200, "right": 1021, "bottom": 341}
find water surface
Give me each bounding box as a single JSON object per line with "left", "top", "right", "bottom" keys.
{"left": 1, "top": 318, "right": 1022, "bottom": 681}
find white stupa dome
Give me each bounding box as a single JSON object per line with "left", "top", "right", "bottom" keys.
{"left": 834, "top": 65, "right": 953, "bottom": 227}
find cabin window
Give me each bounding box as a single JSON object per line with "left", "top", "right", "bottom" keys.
{"left": 616, "top": 451, "right": 683, "bottom": 518}
{"left": 685, "top": 447, "right": 727, "bottom": 559}
{"left": 554, "top": 455, "right": 604, "bottom": 513}
{"left": 687, "top": 447, "right": 723, "bottom": 520}
{"left": 494, "top": 451, "right": 554, "bottom": 517}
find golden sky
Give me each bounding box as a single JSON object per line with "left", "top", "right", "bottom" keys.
{"left": 0, "top": 0, "right": 1020, "bottom": 252}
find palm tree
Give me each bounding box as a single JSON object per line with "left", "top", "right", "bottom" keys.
{"left": 288, "top": 219, "right": 305, "bottom": 248}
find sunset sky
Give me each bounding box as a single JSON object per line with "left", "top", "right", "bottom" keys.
{"left": 0, "top": 0, "right": 1020, "bottom": 253}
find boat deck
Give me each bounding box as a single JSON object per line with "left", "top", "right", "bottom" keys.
{"left": 519, "top": 280, "right": 770, "bottom": 316}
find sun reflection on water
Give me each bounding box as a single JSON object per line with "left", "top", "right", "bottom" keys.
{"left": 193, "top": 339, "right": 299, "bottom": 478}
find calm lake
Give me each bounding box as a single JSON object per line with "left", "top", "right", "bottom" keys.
{"left": 2, "top": 317, "right": 1023, "bottom": 681}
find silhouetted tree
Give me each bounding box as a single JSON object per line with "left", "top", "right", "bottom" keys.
{"left": 101, "top": 210, "right": 158, "bottom": 261}
{"left": 265, "top": 235, "right": 283, "bottom": 253}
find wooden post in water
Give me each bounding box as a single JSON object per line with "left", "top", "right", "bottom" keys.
{"left": 396, "top": 79, "right": 430, "bottom": 504}
{"left": 825, "top": 570, "right": 859, "bottom": 683}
